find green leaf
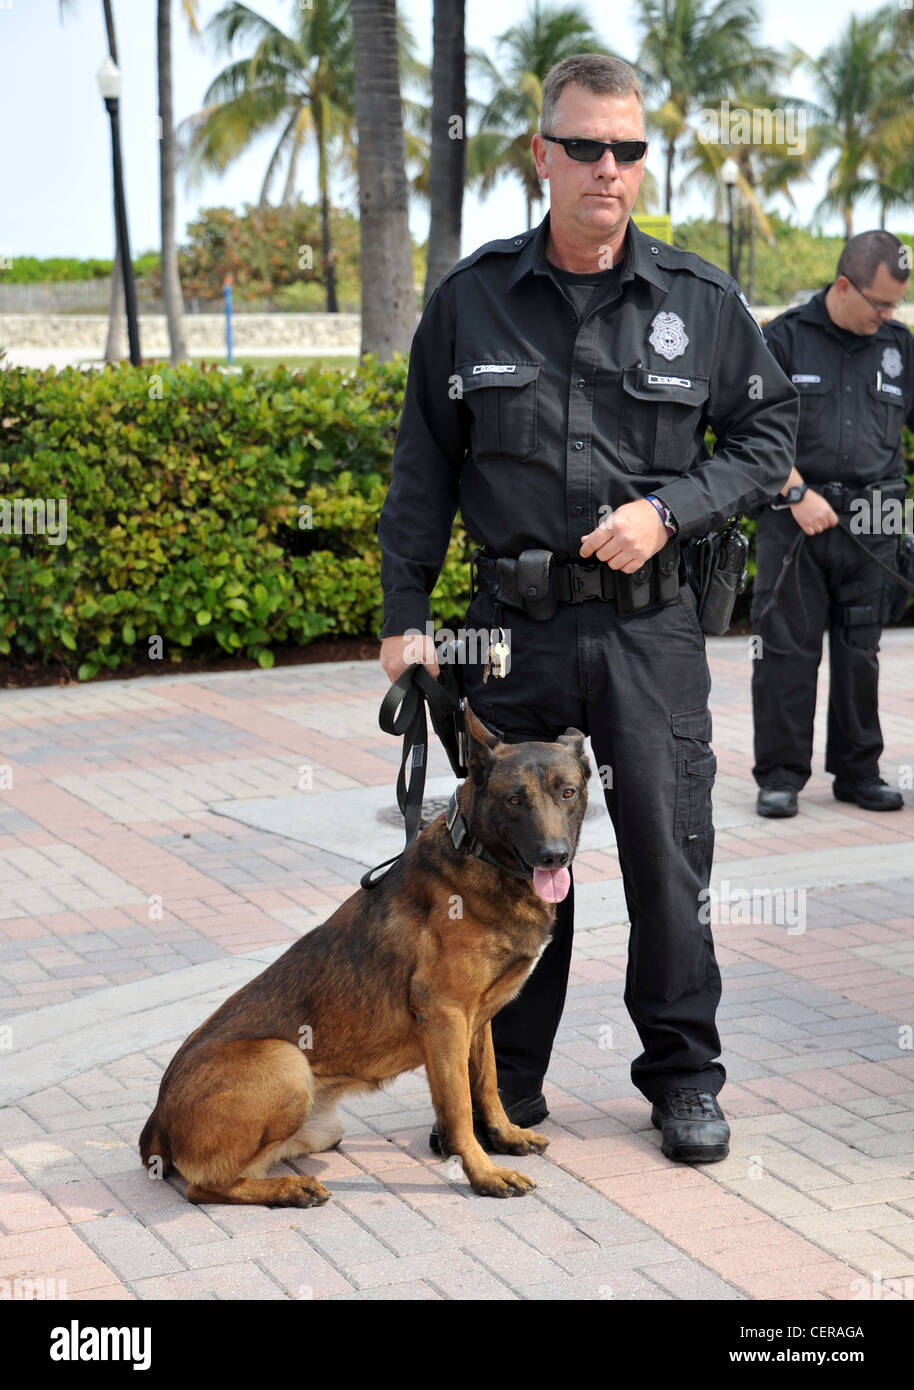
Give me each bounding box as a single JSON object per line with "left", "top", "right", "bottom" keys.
{"left": 195, "top": 610, "right": 212, "bottom": 626}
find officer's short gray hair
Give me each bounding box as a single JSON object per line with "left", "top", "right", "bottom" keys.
{"left": 837, "top": 231, "right": 910, "bottom": 288}
{"left": 541, "top": 55, "right": 645, "bottom": 136}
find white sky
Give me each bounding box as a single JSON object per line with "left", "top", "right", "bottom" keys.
{"left": 0, "top": 0, "right": 907, "bottom": 262}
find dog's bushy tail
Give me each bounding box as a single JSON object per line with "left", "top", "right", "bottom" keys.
{"left": 139, "top": 1109, "right": 174, "bottom": 1178}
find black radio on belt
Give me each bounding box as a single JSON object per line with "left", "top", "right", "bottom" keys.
{"left": 683, "top": 519, "right": 749, "bottom": 636}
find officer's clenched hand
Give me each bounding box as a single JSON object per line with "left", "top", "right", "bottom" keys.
{"left": 790, "top": 490, "right": 839, "bottom": 536}
{"left": 579, "top": 499, "right": 668, "bottom": 572}
{"left": 379, "top": 633, "right": 440, "bottom": 684}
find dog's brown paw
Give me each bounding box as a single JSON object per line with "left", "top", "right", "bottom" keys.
{"left": 487, "top": 1125, "right": 549, "bottom": 1156}
{"left": 269, "top": 1176, "right": 331, "bottom": 1207}
{"left": 472, "top": 1166, "right": 536, "bottom": 1197}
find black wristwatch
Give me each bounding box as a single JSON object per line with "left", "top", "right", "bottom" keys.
{"left": 771, "top": 484, "right": 808, "bottom": 510}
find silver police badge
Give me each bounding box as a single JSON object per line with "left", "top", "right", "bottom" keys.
{"left": 881, "top": 346, "right": 903, "bottom": 379}
{"left": 649, "top": 311, "right": 689, "bottom": 362}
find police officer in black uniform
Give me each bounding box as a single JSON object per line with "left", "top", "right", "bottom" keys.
{"left": 753, "top": 232, "right": 913, "bottom": 818}
{"left": 378, "top": 54, "right": 799, "bottom": 1162}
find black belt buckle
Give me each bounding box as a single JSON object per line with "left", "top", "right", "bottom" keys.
{"left": 567, "top": 563, "right": 603, "bottom": 604}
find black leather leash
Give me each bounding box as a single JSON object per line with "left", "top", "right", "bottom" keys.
{"left": 360, "top": 662, "right": 465, "bottom": 890}
{"left": 360, "top": 656, "right": 534, "bottom": 891}
{"left": 839, "top": 520, "right": 914, "bottom": 593}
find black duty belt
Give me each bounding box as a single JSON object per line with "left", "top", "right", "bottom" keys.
{"left": 813, "top": 480, "right": 907, "bottom": 514}
{"left": 472, "top": 543, "right": 681, "bottom": 619}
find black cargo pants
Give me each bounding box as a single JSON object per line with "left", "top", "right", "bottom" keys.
{"left": 461, "top": 580, "right": 726, "bottom": 1107}
{"left": 751, "top": 505, "right": 896, "bottom": 790}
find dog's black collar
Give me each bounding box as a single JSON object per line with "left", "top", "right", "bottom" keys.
{"left": 445, "top": 787, "right": 533, "bottom": 881}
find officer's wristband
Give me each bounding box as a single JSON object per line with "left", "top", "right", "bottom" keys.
{"left": 645, "top": 494, "right": 679, "bottom": 539}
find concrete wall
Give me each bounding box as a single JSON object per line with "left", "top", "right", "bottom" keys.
{"left": 0, "top": 312, "right": 361, "bottom": 352}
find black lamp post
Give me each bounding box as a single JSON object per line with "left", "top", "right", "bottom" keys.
{"left": 721, "top": 158, "right": 739, "bottom": 282}
{"left": 97, "top": 57, "right": 141, "bottom": 365}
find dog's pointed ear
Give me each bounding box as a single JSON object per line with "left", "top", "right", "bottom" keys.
{"left": 558, "top": 727, "right": 591, "bottom": 779}
{"left": 463, "top": 699, "right": 498, "bottom": 787}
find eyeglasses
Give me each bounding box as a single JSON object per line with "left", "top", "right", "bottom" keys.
{"left": 843, "top": 274, "right": 907, "bottom": 314}
{"left": 543, "top": 134, "right": 647, "bottom": 164}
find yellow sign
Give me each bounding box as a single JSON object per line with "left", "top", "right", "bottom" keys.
{"left": 633, "top": 214, "right": 673, "bottom": 244}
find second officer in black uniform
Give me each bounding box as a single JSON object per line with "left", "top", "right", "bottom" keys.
{"left": 378, "top": 54, "right": 799, "bottom": 1162}
{"left": 753, "top": 231, "right": 913, "bottom": 818}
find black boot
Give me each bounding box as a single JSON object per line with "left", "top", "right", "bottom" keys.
{"left": 833, "top": 777, "right": 903, "bottom": 811}
{"left": 651, "top": 1087, "right": 730, "bottom": 1163}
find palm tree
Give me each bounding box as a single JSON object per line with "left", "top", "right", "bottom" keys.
{"left": 879, "top": 3, "right": 914, "bottom": 228}
{"left": 351, "top": 0, "right": 417, "bottom": 359}
{"left": 679, "top": 86, "right": 821, "bottom": 298}
{"left": 468, "top": 1, "right": 604, "bottom": 229}
{"left": 181, "top": 1, "right": 422, "bottom": 315}
{"left": 423, "top": 0, "right": 466, "bottom": 304}
{"left": 790, "top": 13, "right": 914, "bottom": 239}
{"left": 159, "top": 1, "right": 199, "bottom": 364}
{"left": 633, "top": 0, "right": 780, "bottom": 218}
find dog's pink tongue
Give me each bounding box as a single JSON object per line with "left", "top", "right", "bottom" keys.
{"left": 533, "top": 866, "right": 571, "bottom": 903}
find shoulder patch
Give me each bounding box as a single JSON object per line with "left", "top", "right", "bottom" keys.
{"left": 437, "top": 231, "right": 533, "bottom": 289}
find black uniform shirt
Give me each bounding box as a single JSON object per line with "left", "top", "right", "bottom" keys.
{"left": 763, "top": 290, "right": 914, "bottom": 486}
{"left": 378, "top": 212, "right": 799, "bottom": 637}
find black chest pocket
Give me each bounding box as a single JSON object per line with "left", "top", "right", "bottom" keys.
{"left": 458, "top": 361, "right": 541, "bottom": 462}
{"left": 867, "top": 380, "right": 905, "bottom": 447}
{"left": 793, "top": 376, "right": 832, "bottom": 450}
{"left": 619, "top": 368, "right": 710, "bottom": 474}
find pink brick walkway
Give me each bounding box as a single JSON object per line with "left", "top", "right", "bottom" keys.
{"left": 1, "top": 634, "right": 913, "bottom": 1300}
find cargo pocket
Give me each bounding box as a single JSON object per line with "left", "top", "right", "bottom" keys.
{"left": 618, "top": 368, "right": 709, "bottom": 474}
{"left": 458, "top": 361, "right": 541, "bottom": 461}
{"left": 867, "top": 380, "right": 905, "bottom": 447}
{"left": 672, "top": 707, "right": 716, "bottom": 838}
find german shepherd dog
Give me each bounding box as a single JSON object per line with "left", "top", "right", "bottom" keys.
{"left": 139, "top": 703, "right": 590, "bottom": 1207}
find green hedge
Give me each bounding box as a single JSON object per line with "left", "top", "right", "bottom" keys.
{"left": 0, "top": 360, "right": 470, "bottom": 677}
{"left": 1, "top": 359, "right": 911, "bottom": 679}
{"left": 0, "top": 254, "right": 159, "bottom": 284}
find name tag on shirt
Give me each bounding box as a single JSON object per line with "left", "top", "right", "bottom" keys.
{"left": 472, "top": 364, "right": 516, "bottom": 374}
{"left": 791, "top": 374, "right": 822, "bottom": 384}
{"left": 879, "top": 382, "right": 903, "bottom": 397}
{"left": 647, "top": 373, "right": 692, "bottom": 388}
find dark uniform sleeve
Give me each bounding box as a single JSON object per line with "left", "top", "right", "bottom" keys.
{"left": 656, "top": 287, "right": 799, "bottom": 534}
{"left": 376, "top": 281, "right": 469, "bottom": 639}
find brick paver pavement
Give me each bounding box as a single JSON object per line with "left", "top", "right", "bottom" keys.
{"left": 1, "top": 633, "right": 913, "bottom": 1301}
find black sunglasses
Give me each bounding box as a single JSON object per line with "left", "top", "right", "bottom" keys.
{"left": 543, "top": 134, "right": 647, "bottom": 164}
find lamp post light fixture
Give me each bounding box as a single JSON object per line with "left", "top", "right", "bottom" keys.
{"left": 721, "top": 157, "right": 739, "bottom": 283}
{"left": 97, "top": 56, "right": 141, "bottom": 365}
